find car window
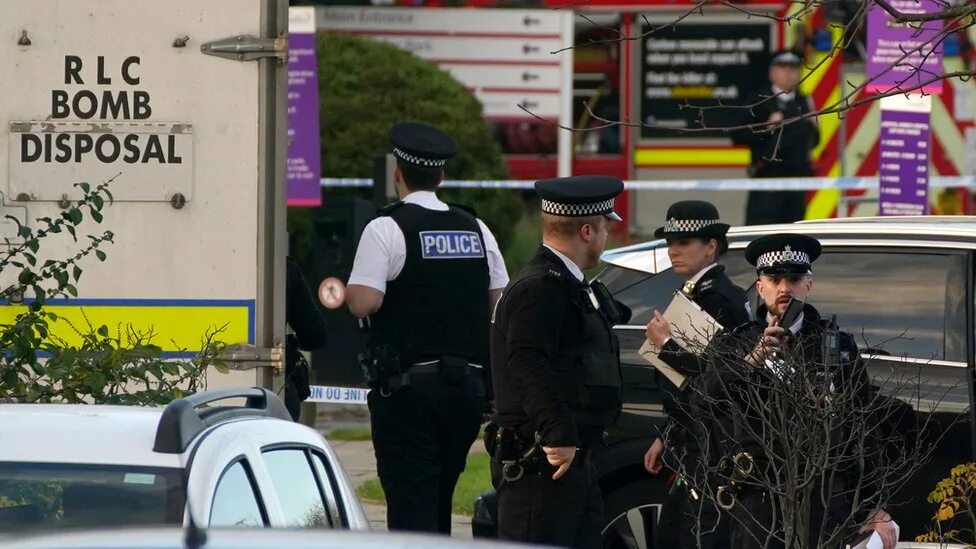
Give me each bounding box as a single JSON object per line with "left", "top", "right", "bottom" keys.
{"left": 0, "top": 463, "right": 184, "bottom": 533}
{"left": 310, "top": 451, "right": 346, "bottom": 528}
{"left": 209, "top": 460, "right": 265, "bottom": 528}
{"left": 262, "top": 449, "right": 331, "bottom": 528}
{"left": 605, "top": 247, "right": 963, "bottom": 361}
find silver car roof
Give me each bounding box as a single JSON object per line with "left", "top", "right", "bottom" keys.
{"left": 602, "top": 216, "right": 976, "bottom": 274}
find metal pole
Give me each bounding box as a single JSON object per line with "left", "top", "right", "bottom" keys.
{"left": 557, "top": 11, "right": 574, "bottom": 178}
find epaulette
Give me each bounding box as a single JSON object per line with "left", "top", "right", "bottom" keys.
{"left": 376, "top": 201, "right": 405, "bottom": 217}
{"left": 696, "top": 279, "right": 718, "bottom": 293}
{"left": 544, "top": 263, "right": 564, "bottom": 280}
{"left": 447, "top": 202, "right": 478, "bottom": 218}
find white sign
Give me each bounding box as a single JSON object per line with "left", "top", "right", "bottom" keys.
{"left": 319, "top": 6, "right": 574, "bottom": 175}
{"left": 4, "top": 50, "right": 198, "bottom": 202}
{"left": 10, "top": 121, "right": 193, "bottom": 201}
{"left": 289, "top": 5, "right": 316, "bottom": 34}
{"left": 319, "top": 6, "right": 570, "bottom": 120}
{"left": 319, "top": 7, "right": 564, "bottom": 35}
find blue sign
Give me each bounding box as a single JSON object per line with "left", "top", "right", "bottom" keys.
{"left": 419, "top": 231, "right": 485, "bottom": 259}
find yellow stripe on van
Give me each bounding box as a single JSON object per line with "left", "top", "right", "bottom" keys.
{"left": 0, "top": 299, "right": 254, "bottom": 356}
{"left": 634, "top": 148, "right": 751, "bottom": 167}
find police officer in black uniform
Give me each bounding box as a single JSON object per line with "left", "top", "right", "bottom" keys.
{"left": 489, "top": 175, "right": 628, "bottom": 548}
{"left": 732, "top": 50, "right": 820, "bottom": 225}
{"left": 345, "top": 123, "right": 509, "bottom": 534}
{"left": 707, "top": 234, "right": 897, "bottom": 549}
{"left": 284, "top": 255, "right": 328, "bottom": 421}
{"left": 642, "top": 200, "right": 750, "bottom": 549}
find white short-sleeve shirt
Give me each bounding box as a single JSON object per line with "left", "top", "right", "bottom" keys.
{"left": 348, "top": 191, "right": 509, "bottom": 293}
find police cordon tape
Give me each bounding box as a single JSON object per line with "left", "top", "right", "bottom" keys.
{"left": 308, "top": 385, "right": 370, "bottom": 405}
{"left": 321, "top": 176, "right": 976, "bottom": 191}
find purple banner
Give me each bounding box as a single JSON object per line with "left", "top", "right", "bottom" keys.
{"left": 878, "top": 96, "right": 931, "bottom": 216}
{"left": 866, "top": 0, "right": 943, "bottom": 94}
{"left": 287, "top": 8, "right": 321, "bottom": 207}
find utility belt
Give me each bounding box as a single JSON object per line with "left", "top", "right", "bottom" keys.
{"left": 359, "top": 345, "right": 482, "bottom": 395}
{"left": 484, "top": 422, "right": 602, "bottom": 483}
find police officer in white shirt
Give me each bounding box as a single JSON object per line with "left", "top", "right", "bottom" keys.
{"left": 345, "top": 122, "right": 508, "bottom": 534}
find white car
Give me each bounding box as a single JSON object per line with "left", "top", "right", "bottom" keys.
{"left": 0, "top": 388, "right": 369, "bottom": 532}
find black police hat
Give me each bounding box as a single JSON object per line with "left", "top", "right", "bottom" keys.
{"left": 389, "top": 122, "right": 457, "bottom": 169}
{"left": 654, "top": 200, "right": 730, "bottom": 240}
{"left": 770, "top": 49, "right": 802, "bottom": 67}
{"left": 535, "top": 175, "right": 624, "bottom": 221}
{"left": 745, "top": 233, "right": 822, "bottom": 276}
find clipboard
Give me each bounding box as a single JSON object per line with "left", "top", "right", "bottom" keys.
{"left": 639, "top": 291, "right": 724, "bottom": 390}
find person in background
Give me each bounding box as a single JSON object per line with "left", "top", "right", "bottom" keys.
{"left": 733, "top": 50, "right": 820, "bottom": 226}
{"left": 285, "top": 255, "right": 327, "bottom": 422}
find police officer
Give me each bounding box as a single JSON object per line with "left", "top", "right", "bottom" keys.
{"left": 642, "top": 200, "right": 750, "bottom": 549}
{"left": 732, "top": 50, "right": 820, "bottom": 225}
{"left": 284, "top": 255, "right": 328, "bottom": 421}
{"left": 708, "top": 234, "right": 896, "bottom": 549}
{"left": 345, "top": 122, "right": 509, "bottom": 534}
{"left": 489, "top": 175, "right": 627, "bottom": 548}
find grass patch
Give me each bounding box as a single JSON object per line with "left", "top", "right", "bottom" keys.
{"left": 327, "top": 428, "right": 373, "bottom": 441}
{"left": 355, "top": 451, "right": 492, "bottom": 516}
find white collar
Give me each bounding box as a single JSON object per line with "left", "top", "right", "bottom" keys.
{"left": 688, "top": 263, "right": 719, "bottom": 285}
{"left": 767, "top": 311, "right": 803, "bottom": 334}
{"left": 543, "top": 245, "right": 585, "bottom": 282}
{"left": 772, "top": 85, "right": 795, "bottom": 102}
{"left": 402, "top": 190, "right": 449, "bottom": 211}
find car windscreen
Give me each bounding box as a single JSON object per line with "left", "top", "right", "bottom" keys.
{"left": 0, "top": 462, "right": 185, "bottom": 532}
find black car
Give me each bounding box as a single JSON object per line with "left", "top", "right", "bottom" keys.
{"left": 474, "top": 217, "right": 975, "bottom": 547}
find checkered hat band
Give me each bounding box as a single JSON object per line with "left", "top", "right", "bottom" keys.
{"left": 757, "top": 249, "right": 811, "bottom": 268}
{"left": 663, "top": 218, "right": 720, "bottom": 233}
{"left": 541, "top": 198, "right": 614, "bottom": 217}
{"left": 393, "top": 147, "right": 447, "bottom": 168}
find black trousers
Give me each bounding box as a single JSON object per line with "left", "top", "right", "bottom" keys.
{"left": 368, "top": 374, "right": 485, "bottom": 534}
{"left": 745, "top": 190, "right": 807, "bottom": 226}
{"left": 745, "top": 167, "right": 813, "bottom": 226}
{"left": 655, "top": 484, "right": 730, "bottom": 549}
{"left": 491, "top": 449, "right": 602, "bottom": 548}
{"left": 729, "top": 486, "right": 851, "bottom": 548}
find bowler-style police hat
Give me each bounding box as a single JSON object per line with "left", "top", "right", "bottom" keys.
{"left": 389, "top": 122, "right": 457, "bottom": 169}
{"left": 654, "top": 200, "right": 730, "bottom": 240}
{"left": 745, "top": 233, "right": 822, "bottom": 276}
{"left": 535, "top": 175, "right": 624, "bottom": 221}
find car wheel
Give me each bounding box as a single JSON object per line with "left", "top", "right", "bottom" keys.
{"left": 601, "top": 476, "right": 665, "bottom": 549}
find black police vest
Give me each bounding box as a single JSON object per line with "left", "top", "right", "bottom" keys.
{"left": 512, "top": 261, "right": 622, "bottom": 433}
{"left": 367, "top": 203, "right": 490, "bottom": 366}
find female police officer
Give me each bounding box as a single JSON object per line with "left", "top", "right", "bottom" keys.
{"left": 642, "top": 200, "right": 750, "bottom": 549}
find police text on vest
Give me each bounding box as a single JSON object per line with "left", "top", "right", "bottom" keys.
{"left": 419, "top": 231, "right": 485, "bottom": 259}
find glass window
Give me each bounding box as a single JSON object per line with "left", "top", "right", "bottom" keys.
{"left": 724, "top": 249, "right": 961, "bottom": 361}
{"left": 262, "top": 449, "right": 330, "bottom": 528}
{"left": 791, "top": 251, "right": 958, "bottom": 361}
{"left": 210, "top": 461, "right": 265, "bottom": 528}
{"left": 310, "top": 452, "right": 345, "bottom": 528}
{"left": 0, "top": 463, "right": 184, "bottom": 533}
